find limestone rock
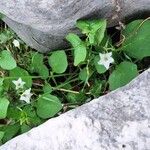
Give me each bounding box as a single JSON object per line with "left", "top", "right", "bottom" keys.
{"left": 0, "top": 0, "right": 150, "bottom": 52}
{"left": 0, "top": 69, "right": 150, "bottom": 150}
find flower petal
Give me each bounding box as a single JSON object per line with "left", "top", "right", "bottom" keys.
{"left": 20, "top": 88, "right": 33, "bottom": 103}
{"left": 109, "top": 57, "right": 114, "bottom": 64}
{"left": 103, "top": 61, "right": 110, "bottom": 70}
{"left": 106, "top": 52, "right": 112, "bottom": 57}
{"left": 99, "top": 53, "right": 105, "bottom": 60}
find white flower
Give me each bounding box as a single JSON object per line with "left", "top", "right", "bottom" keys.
{"left": 98, "top": 52, "right": 114, "bottom": 70}
{"left": 12, "top": 78, "right": 26, "bottom": 90}
{"left": 13, "top": 39, "right": 20, "bottom": 48}
{"left": 20, "top": 88, "right": 33, "bottom": 103}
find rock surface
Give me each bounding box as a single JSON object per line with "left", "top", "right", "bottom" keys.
{"left": 0, "top": 0, "right": 150, "bottom": 52}
{"left": 0, "top": 69, "right": 150, "bottom": 150}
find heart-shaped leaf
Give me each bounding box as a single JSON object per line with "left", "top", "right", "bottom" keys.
{"left": 77, "top": 19, "right": 107, "bottom": 45}
{"left": 0, "top": 97, "right": 10, "bottom": 119}
{"left": 36, "top": 94, "right": 62, "bottom": 119}
{"left": 122, "top": 20, "right": 150, "bottom": 59}
{"left": 66, "top": 33, "right": 87, "bottom": 66}
{"left": 9, "top": 67, "right": 32, "bottom": 88}
{"left": 0, "top": 50, "right": 16, "bottom": 70}
{"left": 108, "top": 61, "right": 138, "bottom": 90}
{"left": 2, "top": 123, "right": 20, "bottom": 143}
{"left": 30, "top": 52, "right": 49, "bottom": 79}
{"left": 48, "top": 50, "right": 68, "bottom": 73}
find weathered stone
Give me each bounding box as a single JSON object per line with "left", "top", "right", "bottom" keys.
{"left": 0, "top": 69, "right": 150, "bottom": 150}
{"left": 0, "top": 0, "right": 150, "bottom": 52}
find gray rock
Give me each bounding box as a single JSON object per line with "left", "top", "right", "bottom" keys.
{"left": 0, "top": 69, "right": 150, "bottom": 150}
{"left": 0, "top": 0, "right": 150, "bottom": 52}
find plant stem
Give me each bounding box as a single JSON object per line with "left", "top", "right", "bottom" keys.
{"left": 1, "top": 73, "right": 74, "bottom": 80}
{"left": 52, "top": 87, "right": 80, "bottom": 94}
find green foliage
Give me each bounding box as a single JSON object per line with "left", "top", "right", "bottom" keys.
{"left": 0, "top": 79, "right": 4, "bottom": 96}
{"left": 30, "top": 52, "right": 49, "bottom": 79}
{"left": 94, "top": 55, "right": 107, "bottom": 74}
{"left": 66, "top": 33, "right": 87, "bottom": 66}
{"left": 21, "top": 124, "right": 31, "bottom": 134}
{"left": 48, "top": 50, "right": 68, "bottom": 73}
{"left": 43, "top": 83, "right": 53, "bottom": 94}
{"left": 122, "top": 20, "right": 150, "bottom": 59}
{"left": 2, "top": 123, "right": 20, "bottom": 143}
{"left": 0, "top": 50, "right": 16, "bottom": 70}
{"left": 0, "top": 18, "right": 149, "bottom": 144}
{"left": 9, "top": 67, "right": 32, "bottom": 88}
{"left": 0, "top": 30, "right": 13, "bottom": 44}
{"left": 7, "top": 106, "right": 21, "bottom": 120}
{"left": 22, "top": 105, "right": 42, "bottom": 126}
{"left": 90, "top": 80, "right": 102, "bottom": 97}
{"left": 0, "top": 97, "right": 10, "bottom": 119}
{"left": 0, "top": 131, "right": 4, "bottom": 141}
{"left": 108, "top": 61, "right": 138, "bottom": 90}
{"left": 36, "top": 94, "right": 63, "bottom": 119}
{"left": 76, "top": 19, "right": 107, "bottom": 45}
{"left": 0, "top": 13, "right": 4, "bottom": 19}
{"left": 79, "top": 68, "right": 93, "bottom": 81}
{"left": 67, "top": 92, "right": 87, "bottom": 103}
{"left": 95, "top": 20, "right": 107, "bottom": 46}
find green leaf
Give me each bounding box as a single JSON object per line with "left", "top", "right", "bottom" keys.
{"left": 90, "top": 20, "right": 106, "bottom": 33}
{"left": 0, "top": 97, "right": 10, "bottom": 119}
{"left": 30, "top": 52, "right": 49, "bottom": 79}
{"left": 67, "top": 93, "right": 87, "bottom": 103}
{"left": 77, "top": 20, "right": 105, "bottom": 34}
{"left": 2, "top": 123, "right": 20, "bottom": 143}
{"left": 0, "top": 78, "right": 4, "bottom": 95}
{"left": 66, "top": 33, "right": 82, "bottom": 48}
{"left": 7, "top": 106, "right": 21, "bottom": 120}
{"left": 21, "top": 124, "right": 31, "bottom": 134}
{"left": 0, "top": 78, "right": 4, "bottom": 86}
{"left": 36, "top": 94, "right": 63, "bottom": 119}
{"left": 37, "top": 64, "right": 49, "bottom": 79}
{"left": 61, "top": 83, "right": 72, "bottom": 90}
{"left": 48, "top": 50, "right": 68, "bottom": 74}
{"left": 43, "top": 83, "right": 53, "bottom": 94}
{"left": 9, "top": 67, "right": 32, "bottom": 88}
{"left": 95, "top": 20, "right": 107, "bottom": 45}
{"left": 79, "top": 68, "right": 88, "bottom": 81}
{"left": 79, "top": 68, "right": 93, "bottom": 82}
{"left": 23, "top": 105, "right": 42, "bottom": 126}
{"left": 74, "top": 44, "right": 87, "bottom": 66}
{"left": 76, "top": 19, "right": 107, "bottom": 45}
{"left": 0, "top": 86, "right": 3, "bottom": 96}
{"left": 31, "top": 52, "right": 44, "bottom": 67}
{"left": 88, "top": 33, "right": 95, "bottom": 45}
{"left": 90, "top": 80, "right": 102, "bottom": 97}
{"left": 66, "top": 33, "right": 87, "bottom": 66}
{"left": 76, "top": 20, "right": 91, "bottom": 34}
{"left": 0, "top": 50, "right": 16, "bottom": 70}
{"left": 0, "top": 13, "right": 5, "bottom": 19}
{"left": 108, "top": 61, "right": 138, "bottom": 90}
{"left": 0, "top": 13, "right": 4, "bottom": 19}
{"left": 0, "top": 131, "right": 4, "bottom": 141}
{"left": 0, "top": 30, "right": 13, "bottom": 44}
{"left": 94, "top": 55, "right": 107, "bottom": 74}
{"left": 122, "top": 20, "right": 150, "bottom": 59}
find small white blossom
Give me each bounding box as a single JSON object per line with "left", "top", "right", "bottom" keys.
{"left": 98, "top": 52, "right": 114, "bottom": 70}
{"left": 12, "top": 78, "right": 26, "bottom": 90}
{"left": 20, "top": 88, "right": 33, "bottom": 103}
{"left": 13, "top": 39, "right": 20, "bottom": 48}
